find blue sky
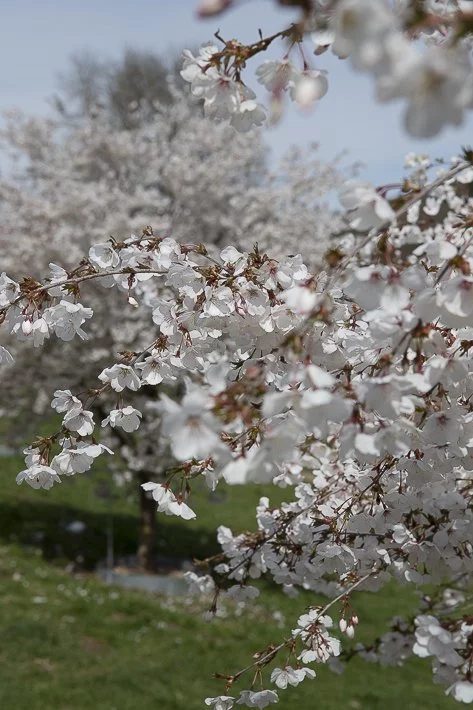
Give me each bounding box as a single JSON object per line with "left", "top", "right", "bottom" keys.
{"left": 2, "top": 0, "right": 473, "bottom": 184}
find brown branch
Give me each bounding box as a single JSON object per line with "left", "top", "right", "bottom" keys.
{"left": 223, "top": 568, "right": 376, "bottom": 685}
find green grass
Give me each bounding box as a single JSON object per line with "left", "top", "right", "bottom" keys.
{"left": 0, "top": 450, "right": 458, "bottom": 709}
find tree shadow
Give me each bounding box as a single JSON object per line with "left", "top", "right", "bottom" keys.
{"left": 0, "top": 499, "right": 220, "bottom": 571}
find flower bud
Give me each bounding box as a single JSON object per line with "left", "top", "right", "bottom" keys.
{"left": 22, "top": 319, "right": 32, "bottom": 335}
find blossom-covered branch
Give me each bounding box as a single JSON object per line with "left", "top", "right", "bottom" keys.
{"left": 185, "top": 0, "right": 473, "bottom": 137}
{"left": 3, "top": 149, "right": 473, "bottom": 702}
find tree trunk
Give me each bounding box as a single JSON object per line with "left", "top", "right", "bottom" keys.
{"left": 137, "top": 471, "right": 158, "bottom": 572}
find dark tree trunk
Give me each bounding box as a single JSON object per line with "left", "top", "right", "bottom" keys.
{"left": 137, "top": 471, "right": 157, "bottom": 572}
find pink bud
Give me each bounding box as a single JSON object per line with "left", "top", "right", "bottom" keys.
{"left": 22, "top": 319, "right": 32, "bottom": 335}
{"left": 351, "top": 614, "right": 359, "bottom": 626}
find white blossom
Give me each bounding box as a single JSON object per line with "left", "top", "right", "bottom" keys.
{"left": 43, "top": 300, "right": 93, "bottom": 341}
{"left": 5, "top": 22, "right": 473, "bottom": 703}
{"left": 205, "top": 697, "right": 235, "bottom": 710}
{"left": 339, "top": 181, "right": 395, "bottom": 231}
{"left": 290, "top": 71, "right": 328, "bottom": 108}
{"left": 413, "top": 616, "right": 463, "bottom": 667}
{"left": 98, "top": 364, "right": 141, "bottom": 392}
{"left": 236, "top": 690, "right": 279, "bottom": 708}
{"left": 51, "top": 389, "right": 82, "bottom": 415}
{"left": 63, "top": 408, "right": 95, "bottom": 436}
{"left": 159, "top": 390, "right": 223, "bottom": 461}
{"left": 16, "top": 464, "right": 61, "bottom": 490}
{"left": 102, "top": 406, "right": 142, "bottom": 432}
{"left": 0, "top": 272, "right": 19, "bottom": 306}
{"left": 51, "top": 442, "right": 112, "bottom": 475}
{"left": 256, "top": 60, "right": 295, "bottom": 92}
{"left": 88, "top": 242, "right": 120, "bottom": 269}
{"left": 230, "top": 100, "right": 266, "bottom": 132}
{"left": 270, "top": 666, "right": 315, "bottom": 689}
{"left": 450, "top": 682, "right": 473, "bottom": 704}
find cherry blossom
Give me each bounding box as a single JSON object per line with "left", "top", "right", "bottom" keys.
{"left": 236, "top": 690, "right": 279, "bottom": 708}
{"left": 0, "top": 272, "right": 19, "bottom": 306}
{"left": 205, "top": 697, "right": 236, "bottom": 710}
{"left": 180, "top": 44, "right": 266, "bottom": 129}
{"left": 182, "top": 0, "right": 473, "bottom": 138}
{"left": 185, "top": 571, "right": 216, "bottom": 595}
{"left": 43, "top": 300, "right": 93, "bottom": 341}
{"left": 98, "top": 364, "right": 141, "bottom": 392}
{"left": 63, "top": 408, "right": 95, "bottom": 436}
{"left": 311, "top": 30, "right": 335, "bottom": 56}
{"left": 270, "top": 666, "right": 316, "bottom": 689}
{"left": 290, "top": 71, "right": 328, "bottom": 109}
{"left": 159, "top": 391, "right": 224, "bottom": 461}
{"left": 451, "top": 682, "right": 473, "bottom": 704}
{"left": 135, "top": 351, "right": 168, "bottom": 385}
{"left": 339, "top": 181, "right": 395, "bottom": 230}
{"left": 51, "top": 389, "right": 82, "bottom": 414}
{"left": 16, "top": 464, "right": 61, "bottom": 490}
{"left": 413, "top": 616, "right": 463, "bottom": 667}
{"left": 230, "top": 100, "right": 266, "bottom": 132}
{"left": 256, "top": 60, "right": 295, "bottom": 93}
{"left": 141, "top": 482, "right": 196, "bottom": 519}
{"left": 197, "top": 0, "right": 233, "bottom": 18}
{"left": 4, "top": 152, "right": 473, "bottom": 702}
{"left": 51, "top": 442, "right": 113, "bottom": 476}
{"left": 4, "top": 1, "right": 473, "bottom": 700}
{"left": 89, "top": 243, "right": 120, "bottom": 270}
{"left": 102, "top": 406, "right": 142, "bottom": 432}
{"left": 331, "top": 0, "right": 397, "bottom": 68}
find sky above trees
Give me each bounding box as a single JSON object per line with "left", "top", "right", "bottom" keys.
{"left": 2, "top": 0, "right": 473, "bottom": 183}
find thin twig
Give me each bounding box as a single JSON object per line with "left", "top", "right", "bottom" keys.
{"left": 227, "top": 569, "right": 376, "bottom": 684}
{"left": 334, "top": 161, "right": 469, "bottom": 278}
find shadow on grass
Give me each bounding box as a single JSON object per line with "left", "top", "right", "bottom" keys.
{"left": 0, "top": 499, "right": 220, "bottom": 570}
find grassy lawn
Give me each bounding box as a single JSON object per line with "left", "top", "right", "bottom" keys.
{"left": 0, "top": 449, "right": 458, "bottom": 709}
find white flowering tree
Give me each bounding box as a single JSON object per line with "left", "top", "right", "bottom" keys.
{"left": 0, "top": 60, "right": 344, "bottom": 570}
{"left": 4, "top": 0, "right": 473, "bottom": 706}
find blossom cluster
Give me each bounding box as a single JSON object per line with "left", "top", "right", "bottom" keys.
{"left": 183, "top": 0, "right": 473, "bottom": 136}
{"left": 2, "top": 155, "right": 473, "bottom": 703}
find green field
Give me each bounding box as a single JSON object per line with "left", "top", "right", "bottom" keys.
{"left": 0, "top": 452, "right": 457, "bottom": 709}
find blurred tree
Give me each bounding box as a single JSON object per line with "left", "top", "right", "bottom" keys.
{"left": 55, "top": 48, "right": 174, "bottom": 127}
{"left": 0, "top": 50, "right": 346, "bottom": 571}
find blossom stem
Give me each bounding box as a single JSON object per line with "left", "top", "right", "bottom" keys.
{"left": 225, "top": 569, "right": 376, "bottom": 685}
